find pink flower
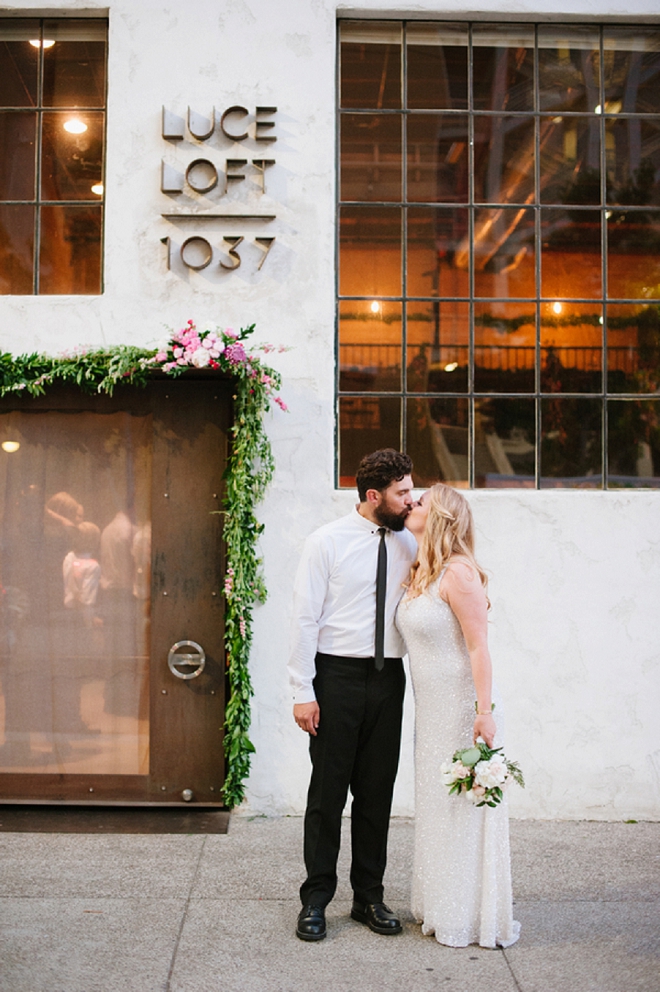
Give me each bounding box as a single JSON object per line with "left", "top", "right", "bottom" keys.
{"left": 155, "top": 351, "right": 167, "bottom": 362}
{"left": 224, "top": 342, "right": 247, "bottom": 365}
{"left": 224, "top": 328, "right": 238, "bottom": 339}
{"left": 239, "top": 616, "right": 247, "bottom": 638}
{"left": 173, "top": 346, "right": 183, "bottom": 359}
{"left": 274, "top": 396, "right": 288, "bottom": 411}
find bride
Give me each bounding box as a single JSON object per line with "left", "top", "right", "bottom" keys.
{"left": 396, "top": 484, "right": 520, "bottom": 948}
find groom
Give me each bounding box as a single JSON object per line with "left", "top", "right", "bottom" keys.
{"left": 289, "top": 449, "right": 417, "bottom": 940}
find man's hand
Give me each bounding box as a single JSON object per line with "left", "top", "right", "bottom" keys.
{"left": 294, "top": 701, "right": 320, "bottom": 736}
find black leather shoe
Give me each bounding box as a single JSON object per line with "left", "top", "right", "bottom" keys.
{"left": 296, "top": 905, "right": 326, "bottom": 941}
{"left": 351, "top": 900, "right": 402, "bottom": 935}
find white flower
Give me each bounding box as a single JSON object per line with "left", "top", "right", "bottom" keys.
{"left": 474, "top": 757, "right": 507, "bottom": 790}
{"left": 191, "top": 347, "right": 211, "bottom": 368}
{"left": 156, "top": 336, "right": 171, "bottom": 352}
{"left": 467, "top": 784, "right": 487, "bottom": 803}
{"left": 202, "top": 321, "right": 220, "bottom": 334}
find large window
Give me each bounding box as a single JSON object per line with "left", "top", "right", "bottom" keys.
{"left": 338, "top": 21, "right": 660, "bottom": 488}
{"left": 0, "top": 18, "right": 106, "bottom": 295}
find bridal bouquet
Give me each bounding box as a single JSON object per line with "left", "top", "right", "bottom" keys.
{"left": 441, "top": 742, "right": 524, "bottom": 808}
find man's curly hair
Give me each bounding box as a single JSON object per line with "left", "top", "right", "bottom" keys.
{"left": 356, "top": 449, "right": 413, "bottom": 502}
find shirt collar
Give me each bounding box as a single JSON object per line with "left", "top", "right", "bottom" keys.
{"left": 352, "top": 504, "right": 387, "bottom": 535}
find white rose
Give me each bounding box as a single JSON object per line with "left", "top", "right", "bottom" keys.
{"left": 202, "top": 321, "right": 219, "bottom": 334}
{"left": 474, "top": 759, "right": 506, "bottom": 790}
{"left": 191, "top": 347, "right": 211, "bottom": 368}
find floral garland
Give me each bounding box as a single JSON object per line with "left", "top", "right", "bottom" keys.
{"left": 0, "top": 321, "right": 285, "bottom": 809}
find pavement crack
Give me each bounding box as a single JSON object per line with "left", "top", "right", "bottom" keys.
{"left": 163, "top": 835, "right": 207, "bottom": 992}
{"left": 502, "top": 948, "right": 524, "bottom": 992}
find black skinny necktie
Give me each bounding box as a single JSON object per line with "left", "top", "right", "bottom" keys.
{"left": 375, "top": 527, "right": 387, "bottom": 671}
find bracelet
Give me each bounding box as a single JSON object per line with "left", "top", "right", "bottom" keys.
{"left": 474, "top": 702, "right": 495, "bottom": 715}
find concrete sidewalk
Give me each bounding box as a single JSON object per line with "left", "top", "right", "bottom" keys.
{"left": 0, "top": 816, "right": 658, "bottom": 992}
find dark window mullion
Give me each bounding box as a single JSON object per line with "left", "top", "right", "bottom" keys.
{"left": 468, "top": 22, "right": 475, "bottom": 487}
{"left": 401, "top": 21, "right": 408, "bottom": 455}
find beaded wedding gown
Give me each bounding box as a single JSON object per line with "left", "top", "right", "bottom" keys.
{"left": 396, "top": 578, "right": 520, "bottom": 948}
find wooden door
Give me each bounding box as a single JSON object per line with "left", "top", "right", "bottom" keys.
{"left": 0, "top": 377, "right": 231, "bottom": 804}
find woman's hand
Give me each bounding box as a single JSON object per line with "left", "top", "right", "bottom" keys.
{"left": 474, "top": 712, "right": 496, "bottom": 747}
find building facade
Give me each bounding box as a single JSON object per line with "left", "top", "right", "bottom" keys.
{"left": 0, "top": 0, "right": 658, "bottom": 819}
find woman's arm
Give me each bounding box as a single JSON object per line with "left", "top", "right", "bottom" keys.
{"left": 440, "top": 560, "right": 496, "bottom": 746}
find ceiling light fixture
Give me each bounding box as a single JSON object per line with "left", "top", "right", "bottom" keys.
{"left": 91, "top": 183, "right": 104, "bottom": 195}
{"left": 29, "top": 39, "right": 55, "bottom": 48}
{"left": 1, "top": 441, "right": 20, "bottom": 453}
{"left": 63, "top": 118, "right": 87, "bottom": 134}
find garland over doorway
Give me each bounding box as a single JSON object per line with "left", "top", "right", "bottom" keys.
{"left": 0, "top": 322, "right": 285, "bottom": 808}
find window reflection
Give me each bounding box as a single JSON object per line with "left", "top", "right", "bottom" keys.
{"left": 541, "top": 302, "right": 602, "bottom": 393}
{"left": 474, "top": 116, "right": 535, "bottom": 204}
{"left": 538, "top": 26, "right": 600, "bottom": 113}
{"left": 340, "top": 21, "right": 402, "bottom": 110}
{"left": 407, "top": 397, "right": 469, "bottom": 487}
{"left": 340, "top": 206, "right": 402, "bottom": 297}
{"left": 472, "top": 24, "right": 534, "bottom": 112}
{"left": 474, "top": 303, "right": 535, "bottom": 393}
{"left": 407, "top": 114, "right": 468, "bottom": 203}
{"left": 0, "top": 19, "right": 39, "bottom": 107}
{"left": 607, "top": 210, "right": 660, "bottom": 299}
{"left": 539, "top": 117, "right": 601, "bottom": 204}
{"left": 606, "top": 119, "right": 660, "bottom": 207}
{"left": 407, "top": 206, "right": 469, "bottom": 298}
{"left": 406, "top": 23, "right": 468, "bottom": 111}
{"left": 0, "top": 17, "right": 106, "bottom": 295}
{"left": 475, "top": 398, "right": 536, "bottom": 487}
{"left": 406, "top": 302, "right": 469, "bottom": 394}
{"left": 473, "top": 208, "right": 536, "bottom": 298}
{"left": 541, "top": 208, "right": 602, "bottom": 299}
{"left": 541, "top": 398, "right": 602, "bottom": 486}
{"left": 607, "top": 304, "right": 660, "bottom": 394}
{"left": 339, "top": 397, "right": 401, "bottom": 487}
{"left": 604, "top": 29, "right": 660, "bottom": 115}
{"left": 341, "top": 114, "right": 402, "bottom": 202}
{"left": 339, "top": 300, "right": 402, "bottom": 393}
{"left": 0, "top": 411, "right": 151, "bottom": 775}
{"left": 608, "top": 400, "right": 660, "bottom": 487}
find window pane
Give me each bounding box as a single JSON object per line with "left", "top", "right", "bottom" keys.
{"left": 604, "top": 29, "right": 660, "bottom": 115}
{"left": 541, "top": 208, "right": 602, "bottom": 298}
{"left": 408, "top": 397, "right": 469, "bottom": 487}
{"left": 339, "top": 396, "right": 401, "bottom": 486}
{"left": 406, "top": 301, "right": 468, "bottom": 393}
{"left": 472, "top": 24, "right": 534, "bottom": 112}
{"left": 407, "top": 206, "right": 469, "bottom": 298}
{"left": 474, "top": 302, "right": 535, "bottom": 392}
{"left": 42, "top": 19, "right": 106, "bottom": 108}
{"left": 407, "top": 114, "right": 468, "bottom": 203}
{"left": 406, "top": 22, "right": 468, "bottom": 111}
{"left": 0, "top": 204, "right": 34, "bottom": 294}
{"left": 339, "top": 206, "right": 401, "bottom": 297}
{"left": 474, "top": 397, "right": 536, "bottom": 487}
{"left": 474, "top": 116, "right": 535, "bottom": 204}
{"left": 608, "top": 303, "right": 660, "bottom": 393}
{"left": 608, "top": 399, "right": 660, "bottom": 487}
{"left": 473, "top": 207, "right": 536, "bottom": 298}
{"left": 340, "top": 113, "right": 401, "bottom": 202}
{"left": 539, "top": 117, "right": 601, "bottom": 205}
{"left": 540, "top": 301, "right": 602, "bottom": 393}
{"left": 0, "top": 112, "right": 36, "bottom": 199}
{"left": 538, "top": 26, "right": 600, "bottom": 113}
{"left": 41, "top": 111, "right": 104, "bottom": 200}
{"left": 606, "top": 118, "right": 660, "bottom": 207}
{"left": 339, "top": 300, "right": 402, "bottom": 392}
{"left": 541, "top": 397, "right": 602, "bottom": 487}
{"left": 339, "top": 21, "right": 402, "bottom": 110}
{"left": 607, "top": 210, "right": 660, "bottom": 299}
{"left": 39, "top": 205, "right": 102, "bottom": 294}
{"left": 0, "top": 19, "right": 39, "bottom": 107}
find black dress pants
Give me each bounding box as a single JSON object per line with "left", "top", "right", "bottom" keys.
{"left": 300, "top": 652, "right": 405, "bottom": 909}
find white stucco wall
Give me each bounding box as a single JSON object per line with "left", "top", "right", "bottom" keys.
{"left": 1, "top": 0, "right": 659, "bottom": 820}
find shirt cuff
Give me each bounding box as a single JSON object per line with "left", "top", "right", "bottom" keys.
{"left": 293, "top": 688, "right": 317, "bottom": 705}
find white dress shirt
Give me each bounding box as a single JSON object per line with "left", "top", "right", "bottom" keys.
{"left": 288, "top": 506, "right": 418, "bottom": 704}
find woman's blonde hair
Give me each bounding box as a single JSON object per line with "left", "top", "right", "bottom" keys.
{"left": 407, "top": 483, "right": 489, "bottom": 603}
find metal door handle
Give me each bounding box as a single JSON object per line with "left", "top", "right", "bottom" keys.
{"left": 168, "top": 640, "right": 206, "bottom": 680}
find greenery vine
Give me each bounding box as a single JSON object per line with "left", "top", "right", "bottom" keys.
{"left": 0, "top": 322, "right": 283, "bottom": 808}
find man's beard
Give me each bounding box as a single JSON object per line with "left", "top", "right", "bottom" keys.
{"left": 373, "top": 504, "right": 409, "bottom": 531}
